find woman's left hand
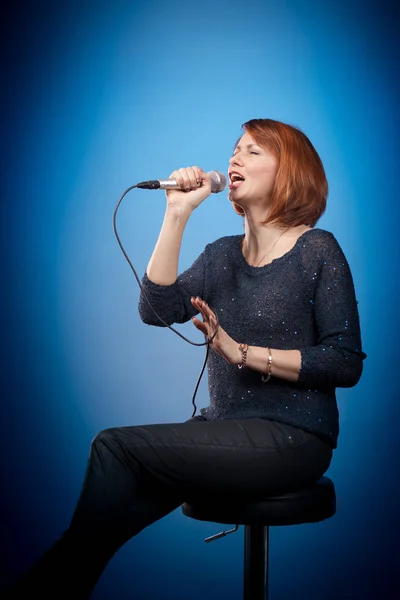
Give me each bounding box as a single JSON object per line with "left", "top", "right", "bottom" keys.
{"left": 191, "top": 297, "right": 241, "bottom": 365}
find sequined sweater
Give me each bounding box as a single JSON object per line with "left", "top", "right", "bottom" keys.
{"left": 138, "top": 228, "right": 366, "bottom": 448}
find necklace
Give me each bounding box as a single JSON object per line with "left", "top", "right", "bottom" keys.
{"left": 244, "top": 227, "right": 291, "bottom": 267}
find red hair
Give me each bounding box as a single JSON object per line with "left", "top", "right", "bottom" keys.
{"left": 232, "top": 119, "right": 328, "bottom": 226}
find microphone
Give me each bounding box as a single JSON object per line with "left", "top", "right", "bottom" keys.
{"left": 136, "top": 171, "right": 226, "bottom": 193}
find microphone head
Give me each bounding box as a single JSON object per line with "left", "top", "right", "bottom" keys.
{"left": 209, "top": 171, "right": 227, "bottom": 193}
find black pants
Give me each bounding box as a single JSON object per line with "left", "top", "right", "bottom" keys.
{"left": 4, "top": 416, "right": 332, "bottom": 599}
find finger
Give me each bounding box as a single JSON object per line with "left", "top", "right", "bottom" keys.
{"left": 167, "top": 168, "right": 194, "bottom": 191}
{"left": 208, "top": 314, "right": 217, "bottom": 330}
{"left": 193, "top": 166, "right": 210, "bottom": 186}
{"left": 191, "top": 317, "right": 210, "bottom": 337}
{"left": 185, "top": 167, "right": 200, "bottom": 189}
{"left": 198, "top": 299, "right": 215, "bottom": 321}
{"left": 208, "top": 308, "right": 217, "bottom": 322}
{"left": 192, "top": 166, "right": 207, "bottom": 187}
{"left": 190, "top": 296, "right": 202, "bottom": 313}
{"left": 208, "top": 318, "right": 218, "bottom": 340}
{"left": 196, "top": 298, "right": 211, "bottom": 323}
{"left": 198, "top": 307, "right": 209, "bottom": 324}
{"left": 176, "top": 167, "right": 196, "bottom": 191}
{"left": 168, "top": 169, "right": 187, "bottom": 190}
{"left": 191, "top": 297, "right": 208, "bottom": 321}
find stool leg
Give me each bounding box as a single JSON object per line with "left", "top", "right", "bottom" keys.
{"left": 243, "top": 525, "right": 269, "bottom": 600}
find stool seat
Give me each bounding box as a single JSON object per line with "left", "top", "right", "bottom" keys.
{"left": 181, "top": 477, "right": 336, "bottom": 599}
{"left": 182, "top": 476, "right": 336, "bottom": 526}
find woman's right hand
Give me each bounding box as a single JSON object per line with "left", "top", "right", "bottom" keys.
{"left": 165, "top": 166, "right": 212, "bottom": 213}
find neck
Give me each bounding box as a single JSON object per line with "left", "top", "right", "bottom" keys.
{"left": 242, "top": 211, "right": 311, "bottom": 266}
{"left": 243, "top": 210, "right": 289, "bottom": 263}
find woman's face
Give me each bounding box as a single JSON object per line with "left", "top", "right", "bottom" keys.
{"left": 228, "top": 131, "right": 277, "bottom": 208}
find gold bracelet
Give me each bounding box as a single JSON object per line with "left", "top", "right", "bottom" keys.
{"left": 238, "top": 343, "right": 248, "bottom": 369}
{"left": 261, "top": 347, "right": 272, "bottom": 383}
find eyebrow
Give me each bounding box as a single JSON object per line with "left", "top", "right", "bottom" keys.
{"left": 234, "top": 143, "right": 260, "bottom": 151}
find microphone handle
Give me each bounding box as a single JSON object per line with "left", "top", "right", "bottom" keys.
{"left": 136, "top": 179, "right": 198, "bottom": 190}
{"left": 158, "top": 179, "right": 182, "bottom": 189}
{"left": 136, "top": 171, "right": 226, "bottom": 193}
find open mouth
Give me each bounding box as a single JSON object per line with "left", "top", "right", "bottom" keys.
{"left": 229, "top": 172, "right": 245, "bottom": 189}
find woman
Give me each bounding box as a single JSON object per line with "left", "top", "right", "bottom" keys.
{"left": 4, "top": 118, "right": 366, "bottom": 598}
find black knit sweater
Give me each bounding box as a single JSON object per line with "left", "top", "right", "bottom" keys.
{"left": 139, "top": 228, "right": 366, "bottom": 448}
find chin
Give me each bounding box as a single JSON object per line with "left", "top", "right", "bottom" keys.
{"left": 228, "top": 190, "right": 242, "bottom": 202}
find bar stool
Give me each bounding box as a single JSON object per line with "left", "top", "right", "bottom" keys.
{"left": 181, "top": 476, "right": 336, "bottom": 599}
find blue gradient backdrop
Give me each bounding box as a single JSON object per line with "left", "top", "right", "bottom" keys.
{"left": 2, "top": 0, "right": 399, "bottom": 598}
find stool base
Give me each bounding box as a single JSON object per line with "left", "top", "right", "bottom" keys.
{"left": 244, "top": 525, "right": 269, "bottom": 600}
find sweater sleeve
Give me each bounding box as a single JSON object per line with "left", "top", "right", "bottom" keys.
{"left": 138, "top": 247, "right": 207, "bottom": 327}
{"left": 298, "top": 232, "right": 367, "bottom": 388}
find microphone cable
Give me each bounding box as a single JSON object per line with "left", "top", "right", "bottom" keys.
{"left": 112, "top": 184, "right": 220, "bottom": 417}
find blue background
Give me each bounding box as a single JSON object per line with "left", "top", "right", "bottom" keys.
{"left": 2, "top": 0, "right": 398, "bottom": 598}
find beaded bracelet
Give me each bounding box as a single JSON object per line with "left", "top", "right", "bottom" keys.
{"left": 261, "top": 347, "right": 272, "bottom": 383}
{"left": 238, "top": 343, "right": 248, "bottom": 369}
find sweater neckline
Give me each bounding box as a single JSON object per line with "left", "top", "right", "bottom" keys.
{"left": 235, "top": 228, "right": 318, "bottom": 273}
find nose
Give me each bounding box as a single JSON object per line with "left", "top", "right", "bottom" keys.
{"left": 229, "top": 151, "right": 243, "bottom": 167}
